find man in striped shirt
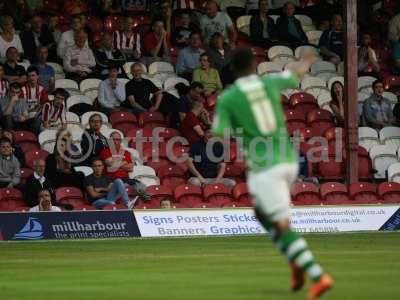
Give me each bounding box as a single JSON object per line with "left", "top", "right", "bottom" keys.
{"left": 113, "top": 17, "right": 141, "bottom": 61}
{"left": 40, "top": 88, "right": 67, "bottom": 131}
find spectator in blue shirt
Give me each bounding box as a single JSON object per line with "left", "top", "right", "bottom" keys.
{"left": 176, "top": 32, "right": 205, "bottom": 80}
{"left": 319, "top": 14, "right": 344, "bottom": 65}
{"left": 98, "top": 63, "right": 126, "bottom": 116}
{"left": 34, "top": 46, "right": 55, "bottom": 92}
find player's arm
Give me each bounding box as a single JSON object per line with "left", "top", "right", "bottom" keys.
{"left": 212, "top": 97, "right": 232, "bottom": 138}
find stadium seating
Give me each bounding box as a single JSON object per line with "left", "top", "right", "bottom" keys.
{"left": 158, "top": 165, "right": 187, "bottom": 190}
{"left": 349, "top": 182, "right": 378, "bottom": 203}
{"left": 232, "top": 183, "right": 252, "bottom": 207}
{"left": 203, "top": 184, "right": 233, "bottom": 207}
{"left": 369, "top": 144, "right": 398, "bottom": 179}
{"left": 320, "top": 182, "right": 349, "bottom": 205}
{"left": 174, "top": 184, "right": 203, "bottom": 208}
{"left": 24, "top": 150, "right": 49, "bottom": 169}
{"left": 291, "top": 182, "right": 321, "bottom": 205}
{"left": 377, "top": 182, "right": 400, "bottom": 203}
{"left": 55, "top": 187, "right": 87, "bottom": 208}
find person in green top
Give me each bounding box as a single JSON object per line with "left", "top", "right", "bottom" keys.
{"left": 193, "top": 53, "right": 223, "bottom": 96}
{"left": 212, "top": 49, "right": 333, "bottom": 300}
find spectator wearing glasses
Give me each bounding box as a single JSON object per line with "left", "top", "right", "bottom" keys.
{"left": 80, "top": 113, "right": 109, "bottom": 166}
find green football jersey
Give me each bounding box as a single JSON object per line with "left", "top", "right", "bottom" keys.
{"left": 212, "top": 71, "right": 299, "bottom": 172}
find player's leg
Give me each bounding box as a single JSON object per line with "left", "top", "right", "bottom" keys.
{"left": 248, "top": 163, "right": 333, "bottom": 298}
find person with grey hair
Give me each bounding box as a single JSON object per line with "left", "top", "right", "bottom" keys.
{"left": 57, "top": 16, "right": 88, "bottom": 58}
{"left": 63, "top": 30, "right": 96, "bottom": 83}
{"left": 24, "top": 159, "right": 54, "bottom": 207}
{"left": 29, "top": 189, "right": 62, "bottom": 212}
{"left": 0, "top": 16, "right": 24, "bottom": 61}
{"left": 0, "top": 137, "right": 20, "bottom": 188}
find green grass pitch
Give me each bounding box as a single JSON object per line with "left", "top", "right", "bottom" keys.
{"left": 0, "top": 233, "right": 399, "bottom": 300}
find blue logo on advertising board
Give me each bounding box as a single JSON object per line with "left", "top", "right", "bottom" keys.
{"left": 13, "top": 217, "right": 44, "bottom": 240}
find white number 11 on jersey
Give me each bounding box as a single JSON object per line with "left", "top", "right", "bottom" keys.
{"left": 237, "top": 77, "right": 277, "bottom": 135}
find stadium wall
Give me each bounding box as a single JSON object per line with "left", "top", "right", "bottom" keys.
{"left": 1, "top": 206, "right": 399, "bottom": 241}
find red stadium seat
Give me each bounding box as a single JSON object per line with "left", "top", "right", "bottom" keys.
{"left": 24, "top": 150, "right": 49, "bottom": 169}
{"left": 159, "top": 128, "right": 181, "bottom": 141}
{"left": 14, "top": 130, "right": 40, "bottom": 153}
{"left": 225, "top": 161, "right": 246, "bottom": 183}
{"left": 293, "top": 127, "right": 319, "bottom": 141}
{"left": 55, "top": 187, "right": 86, "bottom": 207}
{"left": 158, "top": 165, "right": 187, "bottom": 189}
{"left": 203, "top": 184, "right": 233, "bottom": 207}
{"left": 104, "top": 15, "right": 122, "bottom": 32}
{"left": 20, "top": 168, "right": 34, "bottom": 185}
{"left": 127, "top": 127, "right": 153, "bottom": 149}
{"left": 144, "top": 185, "right": 174, "bottom": 208}
{"left": 232, "top": 183, "right": 252, "bottom": 207}
{"left": 324, "top": 127, "right": 345, "bottom": 148}
{"left": 110, "top": 111, "right": 138, "bottom": 135}
{"left": 251, "top": 47, "right": 266, "bottom": 63}
{"left": 316, "top": 156, "right": 344, "bottom": 181}
{"left": 138, "top": 111, "right": 166, "bottom": 128}
{"left": 285, "top": 109, "right": 307, "bottom": 135}
{"left": 174, "top": 184, "right": 203, "bottom": 207}
{"left": 291, "top": 182, "right": 321, "bottom": 205}
{"left": 0, "top": 188, "right": 25, "bottom": 211}
{"left": 306, "top": 109, "right": 335, "bottom": 137}
{"left": 320, "top": 182, "right": 349, "bottom": 205}
{"left": 378, "top": 182, "right": 400, "bottom": 204}
{"left": 86, "top": 15, "right": 104, "bottom": 34}
{"left": 349, "top": 182, "right": 378, "bottom": 204}
{"left": 290, "top": 92, "right": 319, "bottom": 115}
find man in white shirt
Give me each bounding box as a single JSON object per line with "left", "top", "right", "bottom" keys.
{"left": 98, "top": 63, "right": 126, "bottom": 115}
{"left": 57, "top": 16, "right": 88, "bottom": 58}
{"left": 63, "top": 31, "right": 96, "bottom": 83}
{"left": 29, "top": 189, "right": 62, "bottom": 212}
{"left": 200, "top": 0, "right": 237, "bottom": 46}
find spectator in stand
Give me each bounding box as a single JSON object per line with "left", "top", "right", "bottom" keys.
{"left": 200, "top": 0, "right": 237, "bottom": 46}
{"left": 34, "top": 46, "right": 55, "bottom": 92}
{"left": 21, "top": 66, "right": 49, "bottom": 120}
{"left": 63, "top": 31, "right": 96, "bottom": 83}
{"left": 276, "top": 2, "right": 308, "bottom": 49}
{"left": 160, "top": 198, "right": 172, "bottom": 208}
{"left": 172, "top": 12, "right": 197, "bottom": 48}
{"left": 186, "top": 130, "right": 235, "bottom": 187}
{"left": 123, "top": 63, "right": 163, "bottom": 114}
{"left": 170, "top": 81, "right": 205, "bottom": 128}
{"left": 21, "top": 15, "right": 55, "bottom": 63}
{"left": 4, "top": 1, "right": 32, "bottom": 32}
{"left": 207, "top": 32, "right": 233, "bottom": 85}
{"left": 29, "top": 189, "right": 62, "bottom": 212}
{"left": 3, "top": 47, "right": 27, "bottom": 84}
{"left": 193, "top": 53, "right": 223, "bottom": 96}
{"left": 63, "top": 0, "right": 89, "bottom": 15}
{"left": 153, "top": 1, "right": 173, "bottom": 37}
{"left": 0, "top": 64, "right": 9, "bottom": 97}
{"left": 80, "top": 113, "right": 109, "bottom": 166}
{"left": 84, "top": 157, "right": 136, "bottom": 209}
{"left": 388, "top": 12, "right": 400, "bottom": 44}
{"left": 1, "top": 129, "right": 25, "bottom": 166}
{"left": 45, "top": 129, "right": 85, "bottom": 189}
{"left": 319, "top": 14, "right": 343, "bottom": 65}
{"left": 392, "top": 37, "right": 400, "bottom": 75}
{"left": 250, "top": 0, "right": 277, "bottom": 48}
{"left": 180, "top": 100, "right": 211, "bottom": 145}
{"left": 0, "top": 16, "right": 24, "bottom": 61}
{"left": 143, "top": 20, "right": 170, "bottom": 63}
{"left": 98, "top": 0, "right": 122, "bottom": 16}
{"left": 57, "top": 16, "right": 88, "bottom": 58}
{"left": 358, "top": 32, "right": 380, "bottom": 77}
{"left": 329, "top": 81, "right": 344, "bottom": 126}
{"left": 98, "top": 63, "right": 126, "bottom": 115}
{"left": 362, "top": 80, "right": 395, "bottom": 129}
{"left": 48, "top": 15, "right": 62, "bottom": 45}
{"left": 40, "top": 88, "right": 67, "bottom": 131}
{"left": 0, "top": 137, "right": 20, "bottom": 188}
{"left": 24, "top": 159, "right": 54, "bottom": 207}
{"left": 176, "top": 32, "right": 205, "bottom": 80}
{"left": 95, "top": 33, "right": 125, "bottom": 77}
{"left": 0, "top": 82, "right": 40, "bottom": 132}
{"left": 113, "top": 17, "right": 141, "bottom": 61}
{"left": 99, "top": 131, "right": 150, "bottom": 199}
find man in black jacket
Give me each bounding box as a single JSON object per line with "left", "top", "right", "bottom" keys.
{"left": 276, "top": 2, "right": 308, "bottom": 49}
{"left": 249, "top": 0, "right": 277, "bottom": 48}
{"left": 80, "top": 113, "right": 109, "bottom": 166}
{"left": 21, "top": 15, "right": 56, "bottom": 63}
{"left": 94, "top": 33, "right": 126, "bottom": 78}
{"left": 24, "top": 159, "right": 54, "bottom": 207}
